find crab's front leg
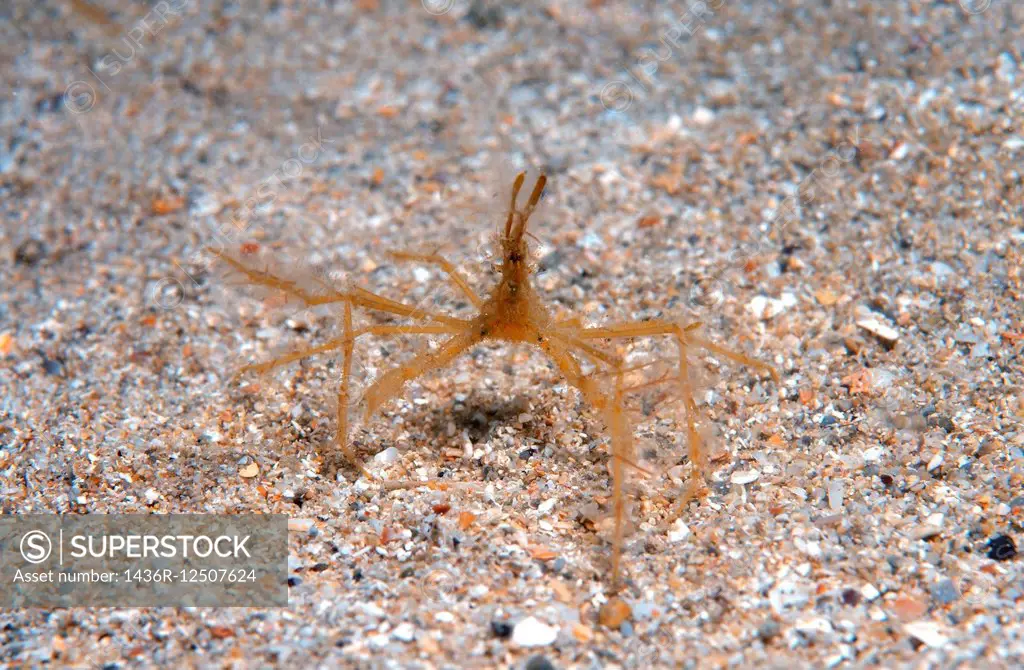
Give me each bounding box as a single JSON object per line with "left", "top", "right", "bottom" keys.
{"left": 386, "top": 250, "right": 484, "bottom": 308}
{"left": 360, "top": 327, "right": 484, "bottom": 419}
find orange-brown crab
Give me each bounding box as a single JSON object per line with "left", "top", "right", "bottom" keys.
{"left": 214, "top": 172, "right": 778, "bottom": 594}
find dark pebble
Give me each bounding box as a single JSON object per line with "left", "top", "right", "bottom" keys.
{"left": 309, "top": 562, "right": 329, "bottom": 573}
{"left": 927, "top": 414, "right": 955, "bottom": 433}
{"left": 524, "top": 656, "right": 556, "bottom": 670}
{"left": 465, "top": 1, "right": 504, "bottom": 29}
{"left": 519, "top": 448, "right": 536, "bottom": 459}
{"left": 820, "top": 415, "right": 838, "bottom": 426}
{"left": 987, "top": 535, "right": 1017, "bottom": 561}
{"left": 14, "top": 239, "right": 46, "bottom": 265}
{"left": 287, "top": 576, "right": 301, "bottom": 587}
{"left": 756, "top": 620, "right": 780, "bottom": 641}
{"left": 841, "top": 588, "right": 861, "bottom": 606}
{"left": 490, "top": 620, "right": 513, "bottom": 639}
{"left": 41, "top": 356, "right": 63, "bottom": 376}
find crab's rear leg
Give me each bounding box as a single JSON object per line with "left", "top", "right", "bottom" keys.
{"left": 536, "top": 337, "right": 636, "bottom": 593}
{"left": 570, "top": 319, "right": 778, "bottom": 518}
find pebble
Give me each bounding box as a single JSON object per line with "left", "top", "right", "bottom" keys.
{"left": 391, "top": 623, "right": 416, "bottom": 642}
{"left": 987, "top": 535, "right": 1017, "bottom": 561}
{"left": 491, "top": 621, "right": 513, "bottom": 639}
{"left": 374, "top": 447, "right": 399, "bottom": 464}
{"left": 890, "top": 595, "right": 928, "bottom": 620}
{"left": 668, "top": 519, "right": 691, "bottom": 543}
{"left": 288, "top": 518, "right": 314, "bottom": 533}
{"left": 929, "top": 579, "right": 958, "bottom": 605}
{"left": 524, "top": 656, "right": 556, "bottom": 670}
{"left": 537, "top": 498, "right": 557, "bottom": 515}
{"left": 795, "top": 616, "right": 834, "bottom": 637}
{"left": 730, "top": 469, "right": 760, "bottom": 485}
{"left": 857, "top": 315, "right": 900, "bottom": 346}
{"left": 863, "top": 446, "right": 886, "bottom": 462}
{"left": 861, "top": 583, "right": 881, "bottom": 601}
{"left": 903, "top": 621, "right": 948, "bottom": 649}
{"left": 769, "top": 580, "right": 809, "bottom": 614}
{"left": 692, "top": 106, "right": 715, "bottom": 125}
{"left": 598, "top": 598, "right": 632, "bottom": 628}
{"left": 512, "top": 617, "right": 558, "bottom": 647}
{"left": 910, "top": 513, "right": 944, "bottom": 540}
{"left": 747, "top": 293, "right": 797, "bottom": 319}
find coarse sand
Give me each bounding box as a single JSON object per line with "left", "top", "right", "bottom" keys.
{"left": 1, "top": 0, "right": 1023, "bottom": 667}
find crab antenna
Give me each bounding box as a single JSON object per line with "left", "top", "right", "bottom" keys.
{"left": 509, "top": 174, "right": 547, "bottom": 244}
{"left": 504, "top": 172, "right": 527, "bottom": 239}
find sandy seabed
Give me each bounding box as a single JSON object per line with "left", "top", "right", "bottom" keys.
{"left": 1, "top": 0, "right": 1023, "bottom": 668}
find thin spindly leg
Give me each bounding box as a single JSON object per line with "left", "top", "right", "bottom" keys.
{"left": 230, "top": 319, "right": 465, "bottom": 476}
{"left": 538, "top": 338, "right": 637, "bottom": 592}
{"left": 328, "top": 300, "right": 367, "bottom": 478}
{"left": 213, "top": 248, "right": 470, "bottom": 327}
{"left": 570, "top": 318, "right": 777, "bottom": 513}
{"left": 387, "top": 251, "right": 484, "bottom": 308}
{"left": 239, "top": 324, "right": 466, "bottom": 375}
{"left": 362, "top": 329, "right": 482, "bottom": 418}
{"left": 211, "top": 248, "right": 349, "bottom": 307}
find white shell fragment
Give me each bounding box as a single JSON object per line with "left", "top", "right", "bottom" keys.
{"left": 857, "top": 315, "right": 900, "bottom": 345}
{"left": 512, "top": 617, "right": 558, "bottom": 647}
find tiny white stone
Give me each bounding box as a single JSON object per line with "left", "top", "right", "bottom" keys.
{"left": 731, "top": 469, "right": 760, "bottom": 485}
{"left": 358, "top": 602, "right": 385, "bottom": 618}
{"left": 828, "top": 481, "right": 845, "bottom": 511}
{"left": 368, "top": 633, "right": 389, "bottom": 650}
{"left": 795, "top": 616, "right": 834, "bottom": 636}
{"left": 374, "top": 446, "right": 399, "bottom": 464}
{"left": 512, "top": 617, "right": 558, "bottom": 647}
{"left": 927, "top": 453, "right": 944, "bottom": 471}
{"left": 769, "top": 579, "right": 809, "bottom": 614}
{"left": 692, "top": 106, "right": 715, "bottom": 125}
{"left": 904, "top": 621, "right": 948, "bottom": 648}
{"left": 538, "top": 498, "right": 557, "bottom": 515}
{"left": 857, "top": 317, "right": 899, "bottom": 344}
{"left": 863, "top": 446, "right": 886, "bottom": 462}
{"left": 747, "top": 293, "right": 796, "bottom": 319}
{"left": 1001, "top": 137, "right": 1024, "bottom": 152}
{"left": 469, "top": 584, "right": 489, "bottom": 599}
{"left": 861, "top": 583, "right": 881, "bottom": 601}
{"left": 434, "top": 611, "right": 455, "bottom": 623}
{"left": 413, "top": 267, "right": 431, "bottom": 283}
{"left": 668, "top": 519, "right": 691, "bottom": 543}
{"left": 391, "top": 623, "right": 416, "bottom": 642}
